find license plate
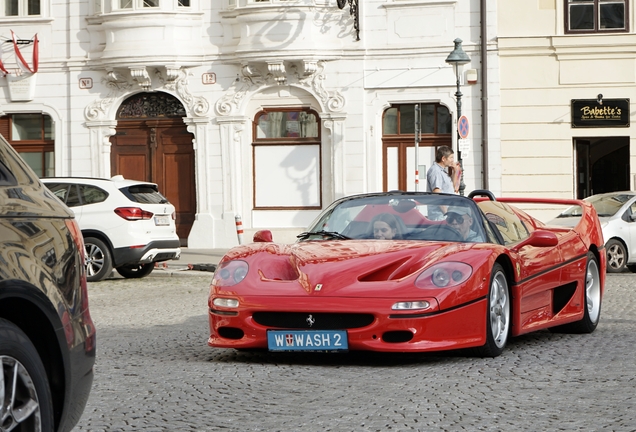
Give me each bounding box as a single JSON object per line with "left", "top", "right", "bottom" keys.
{"left": 267, "top": 330, "right": 348, "bottom": 352}
{"left": 154, "top": 215, "right": 170, "bottom": 226}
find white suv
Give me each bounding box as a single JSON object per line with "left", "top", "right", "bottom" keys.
{"left": 43, "top": 176, "right": 181, "bottom": 281}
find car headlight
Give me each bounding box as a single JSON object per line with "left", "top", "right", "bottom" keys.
{"left": 415, "top": 262, "right": 473, "bottom": 288}
{"left": 212, "top": 260, "right": 249, "bottom": 287}
{"left": 392, "top": 301, "right": 430, "bottom": 310}
{"left": 213, "top": 298, "right": 240, "bottom": 308}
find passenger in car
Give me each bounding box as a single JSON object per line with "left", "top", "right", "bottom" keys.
{"left": 445, "top": 206, "right": 483, "bottom": 242}
{"left": 369, "top": 213, "right": 405, "bottom": 240}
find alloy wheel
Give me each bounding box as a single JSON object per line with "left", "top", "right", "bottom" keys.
{"left": 0, "top": 356, "right": 42, "bottom": 432}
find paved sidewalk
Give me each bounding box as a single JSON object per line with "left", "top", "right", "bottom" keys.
{"left": 150, "top": 248, "right": 230, "bottom": 276}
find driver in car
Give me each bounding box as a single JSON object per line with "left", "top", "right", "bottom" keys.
{"left": 445, "top": 206, "right": 483, "bottom": 242}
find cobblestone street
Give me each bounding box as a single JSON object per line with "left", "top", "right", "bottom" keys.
{"left": 75, "top": 272, "right": 636, "bottom": 431}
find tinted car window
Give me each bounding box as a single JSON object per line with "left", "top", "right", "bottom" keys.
{"left": 122, "top": 185, "right": 169, "bottom": 204}
{"left": 478, "top": 201, "right": 530, "bottom": 245}
{"left": 46, "top": 183, "right": 70, "bottom": 201}
{"left": 79, "top": 184, "right": 108, "bottom": 205}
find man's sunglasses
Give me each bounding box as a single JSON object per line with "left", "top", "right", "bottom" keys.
{"left": 447, "top": 214, "right": 467, "bottom": 224}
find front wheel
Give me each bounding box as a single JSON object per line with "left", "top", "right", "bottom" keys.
{"left": 605, "top": 239, "right": 627, "bottom": 273}
{"left": 474, "top": 263, "right": 510, "bottom": 357}
{"left": 0, "top": 318, "right": 54, "bottom": 431}
{"left": 116, "top": 263, "right": 154, "bottom": 279}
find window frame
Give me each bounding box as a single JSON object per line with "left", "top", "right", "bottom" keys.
{"left": 0, "top": 0, "right": 51, "bottom": 18}
{"left": 382, "top": 103, "right": 452, "bottom": 137}
{"left": 107, "top": 0, "right": 191, "bottom": 12}
{"left": 565, "top": 0, "right": 629, "bottom": 34}
{"left": 251, "top": 107, "right": 322, "bottom": 211}
{"left": 2, "top": 114, "right": 55, "bottom": 178}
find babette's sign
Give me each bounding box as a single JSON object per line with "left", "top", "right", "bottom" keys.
{"left": 571, "top": 98, "right": 630, "bottom": 128}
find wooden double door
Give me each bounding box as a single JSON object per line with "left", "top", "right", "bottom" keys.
{"left": 110, "top": 119, "right": 195, "bottom": 245}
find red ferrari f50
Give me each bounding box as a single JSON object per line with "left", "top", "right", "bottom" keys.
{"left": 208, "top": 190, "right": 605, "bottom": 357}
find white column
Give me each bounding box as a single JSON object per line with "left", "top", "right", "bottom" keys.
{"left": 85, "top": 121, "right": 117, "bottom": 177}
{"left": 322, "top": 113, "right": 347, "bottom": 200}
{"left": 187, "top": 115, "right": 248, "bottom": 249}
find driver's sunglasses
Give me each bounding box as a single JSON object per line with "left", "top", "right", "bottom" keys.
{"left": 447, "top": 214, "right": 465, "bottom": 224}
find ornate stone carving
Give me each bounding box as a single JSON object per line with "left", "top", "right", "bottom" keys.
{"left": 85, "top": 72, "right": 133, "bottom": 121}
{"left": 295, "top": 61, "right": 345, "bottom": 112}
{"left": 129, "top": 67, "right": 151, "bottom": 89}
{"left": 267, "top": 61, "right": 287, "bottom": 85}
{"left": 85, "top": 98, "right": 116, "bottom": 121}
{"left": 216, "top": 60, "right": 346, "bottom": 116}
{"left": 116, "top": 92, "right": 186, "bottom": 119}
{"left": 215, "top": 67, "right": 267, "bottom": 116}
{"left": 157, "top": 67, "right": 210, "bottom": 117}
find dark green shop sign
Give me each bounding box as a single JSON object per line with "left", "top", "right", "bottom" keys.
{"left": 571, "top": 98, "right": 630, "bottom": 128}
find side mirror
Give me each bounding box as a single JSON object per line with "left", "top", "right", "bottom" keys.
{"left": 511, "top": 230, "right": 558, "bottom": 252}
{"left": 253, "top": 229, "right": 273, "bottom": 243}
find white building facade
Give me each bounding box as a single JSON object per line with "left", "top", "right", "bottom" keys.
{"left": 0, "top": 0, "right": 500, "bottom": 248}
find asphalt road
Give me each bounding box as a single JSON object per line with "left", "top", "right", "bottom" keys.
{"left": 74, "top": 271, "right": 636, "bottom": 431}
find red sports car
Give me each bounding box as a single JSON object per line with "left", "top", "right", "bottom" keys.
{"left": 208, "top": 190, "right": 605, "bottom": 357}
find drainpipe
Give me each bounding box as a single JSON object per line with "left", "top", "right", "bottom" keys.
{"left": 480, "top": 0, "right": 489, "bottom": 190}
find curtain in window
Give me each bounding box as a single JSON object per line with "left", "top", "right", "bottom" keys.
{"left": 299, "top": 112, "right": 317, "bottom": 138}
{"left": 269, "top": 112, "right": 284, "bottom": 138}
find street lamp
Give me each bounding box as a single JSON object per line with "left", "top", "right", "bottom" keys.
{"left": 445, "top": 38, "right": 470, "bottom": 196}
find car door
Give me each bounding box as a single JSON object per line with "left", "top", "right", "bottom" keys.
{"left": 479, "top": 201, "right": 563, "bottom": 330}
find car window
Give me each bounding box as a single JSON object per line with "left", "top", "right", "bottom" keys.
{"left": 478, "top": 201, "right": 530, "bottom": 245}
{"left": 64, "top": 185, "right": 80, "bottom": 207}
{"left": 588, "top": 194, "right": 634, "bottom": 217}
{"left": 79, "top": 185, "right": 108, "bottom": 205}
{"left": 304, "top": 194, "right": 489, "bottom": 243}
{"left": 626, "top": 202, "right": 636, "bottom": 222}
{"left": 121, "top": 185, "right": 168, "bottom": 204}
{"left": 45, "top": 183, "right": 70, "bottom": 201}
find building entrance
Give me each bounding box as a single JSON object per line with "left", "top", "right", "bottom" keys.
{"left": 382, "top": 104, "right": 452, "bottom": 191}
{"left": 110, "top": 92, "right": 195, "bottom": 245}
{"left": 575, "top": 137, "right": 630, "bottom": 199}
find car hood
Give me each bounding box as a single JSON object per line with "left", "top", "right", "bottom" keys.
{"left": 217, "top": 240, "right": 495, "bottom": 297}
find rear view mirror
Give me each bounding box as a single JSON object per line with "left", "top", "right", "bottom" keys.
{"left": 511, "top": 230, "right": 558, "bottom": 252}
{"left": 253, "top": 230, "right": 273, "bottom": 243}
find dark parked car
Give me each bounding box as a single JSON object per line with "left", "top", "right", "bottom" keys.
{"left": 0, "top": 134, "right": 95, "bottom": 431}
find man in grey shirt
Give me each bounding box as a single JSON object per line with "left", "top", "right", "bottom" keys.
{"left": 426, "top": 145, "right": 458, "bottom": 220}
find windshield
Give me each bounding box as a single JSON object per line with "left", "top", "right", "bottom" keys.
{"left": 557, "top": 194, "right": 634, "bottom": 218}
{"left": 588, "top": 194, "right": 634, "bottom": 217}
{"left": 300, "top": 193, "right": 488, "bottom": 243}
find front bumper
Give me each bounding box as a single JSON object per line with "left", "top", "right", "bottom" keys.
{"left": 208, "top": 296, "right": 487, "bottom": 353}
{"left": 112, "top": 239, "right": 181, "bottom": 267}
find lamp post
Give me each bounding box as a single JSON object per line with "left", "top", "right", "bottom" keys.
{"left": 445, "top": 38, "right": 471, "bottom": 196}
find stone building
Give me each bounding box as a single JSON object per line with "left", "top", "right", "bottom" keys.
{"left": 3, "top": 1, "right": 501, "bottom": 247}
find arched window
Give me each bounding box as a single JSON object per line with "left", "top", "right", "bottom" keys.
{"left": 252, "top": 108, "right": 321, "bottom": 209}
{"left": 0, "top": 114, "right": 54, "bottom": 177}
